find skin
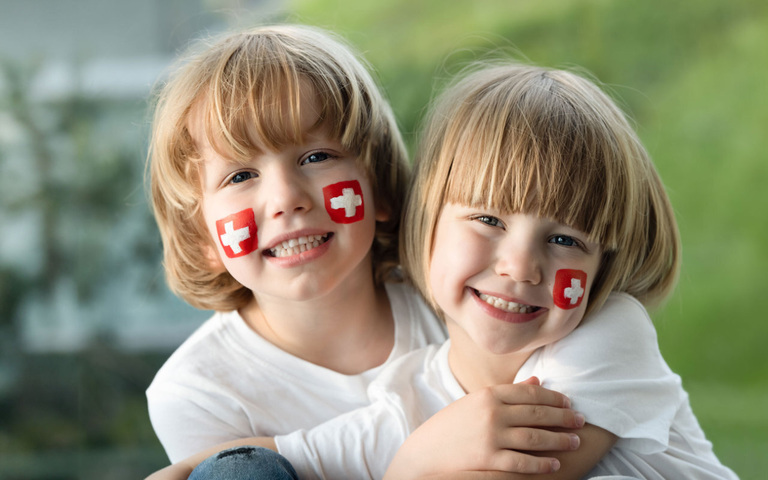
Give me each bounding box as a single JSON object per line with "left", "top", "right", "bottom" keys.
{"left": 193, "top": 85, "right": 394, "bottom": 374}
{"left": 384, "top": 204, "right": 617, "bottom": 479}
{"left": 430, "top": 204, "right": 603, "bottom": 390}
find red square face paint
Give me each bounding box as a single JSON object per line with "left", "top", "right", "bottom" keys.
{"left": 323, "top": 180, "right": 364, "bottom": 224}
{"left": 554, "top": 269, "right": 587, "bottom": 310}
{"left": 216, "top": 208, "right": 258, "bottom": 258}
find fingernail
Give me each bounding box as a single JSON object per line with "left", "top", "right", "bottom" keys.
{"left": 563, "top": 396, "right": 571, "bottom": 408}
{"left": 551, "top": 459, "right": 561, "bottom": 472}
{"left": 575, "top": 412, "right": 586, "bottom": 427}
{"left": 569, "top": 433, "right": 581, "bottom": 450}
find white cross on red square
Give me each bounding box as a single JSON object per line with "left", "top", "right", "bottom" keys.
{"left": 323, "top": 180, "right": 364, "bottom": 224}
{"left": 215, "top": 208, "right": 258, "bottom": 258}
{"left": 553, "top": 269, "right": 587, "bottom": 310}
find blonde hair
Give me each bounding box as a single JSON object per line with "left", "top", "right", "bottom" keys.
{"left": 402, "top": 62, "right": 680, "bottom": 315}
{"left": 148, "top": 25, "right": 408, "bottom": 311}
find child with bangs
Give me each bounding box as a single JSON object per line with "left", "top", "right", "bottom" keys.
{"left": 145, "top": 26, "right": 585, "bottom": 478}
{"left": 151, "top": 62, "right": 737, "bottom": 479}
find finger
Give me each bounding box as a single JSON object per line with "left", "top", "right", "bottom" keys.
{"left": 499, "top": 403, "right": 586, "bottom": 430}
{"left": 492, "top": 382, "right": 571, "bottom": 409}
{"left": 516, "top": 376, "right": 540, "bottom": 386}
{"left": 498, "top": 426, "right": 581, "bottom": 452}
{"left": 488, "top": 450, "right": 562, "bottom": 475}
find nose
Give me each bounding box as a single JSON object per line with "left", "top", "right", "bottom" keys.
{"left": 264, "top": 168, "right": 312, "bottom": 218}
{"left": 494, "top": 241, "right": 543, "bottom": 285}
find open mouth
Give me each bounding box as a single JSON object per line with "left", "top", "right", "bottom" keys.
{"left": 265, "top": 233, "right": 332, "bottom": 258}
{"left": 474, "top": 289, "right": 541, "bottom": 314}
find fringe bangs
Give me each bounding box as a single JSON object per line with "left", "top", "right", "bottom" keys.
{"left": 439, "top": 81, "right": 623, "bottom": 250}
{"left": 195, "top": 32, "right": 368, "bottom": 165}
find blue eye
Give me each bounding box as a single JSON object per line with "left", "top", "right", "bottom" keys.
{"left": 550, "top": 235, "right": 578, "bottom": 247}
{"left": 230, "top": 171, "right": 256, "bottom": 184}
{"left": 301, "top": 151, "right": 332, "bottom": 165}
{"left": 475, "top": 215, "right": 502, "bottom": 227}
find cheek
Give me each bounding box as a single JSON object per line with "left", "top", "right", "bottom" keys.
{"left": 429, "top": 231, "right": 471, "bottom": 302}
{"left": 323, "top": 180, "right": 365, "bottom": 224}
{"left": 553, "top": 269, "right": 587, "bottom": 310}
{"left": 215, "top": 208, "right": 258, "bottom": 258}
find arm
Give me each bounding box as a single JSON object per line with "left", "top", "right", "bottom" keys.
{"left": 144, "top": 437, "right": 277, "bottom": 480}
{"left": 414, "top": 422, "right": 615, "bottom": 480}
{"left": 415, "top": 425, "right": 616, "bottom": 480}
{"left": 416, "top": 294, "right": 669, "bottom": 479}
{"left": 384, "top": 378, "right": 593, "bottom": 480}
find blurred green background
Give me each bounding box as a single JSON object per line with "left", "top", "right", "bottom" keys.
{"left": 0, "top": 0, "right": 764, "bottom": 478}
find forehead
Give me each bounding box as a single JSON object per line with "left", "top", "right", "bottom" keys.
{"left": 187, "top": 79, "right": 327, "bottom": 163}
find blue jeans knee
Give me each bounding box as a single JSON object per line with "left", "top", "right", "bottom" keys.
{"left": 188, "top": 446, "right": 299, "bottom": 480}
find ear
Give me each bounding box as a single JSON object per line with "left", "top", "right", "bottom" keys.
{"left": 374, "top": 203, "right": 391, "bottom": 222}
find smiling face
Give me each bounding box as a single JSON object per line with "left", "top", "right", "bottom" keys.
{"left": 428, "top": 204, "right": 602, "bottom": 359}
{"left": 194, "top": 87, "right": 384, "bottom": 306}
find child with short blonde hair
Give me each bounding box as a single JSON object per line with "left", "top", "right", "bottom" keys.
{"left": 145, "top": 24, "right": 450, "bottom": 463}
{"left": 149, "top": 24, "right": 407, "bottom": 311}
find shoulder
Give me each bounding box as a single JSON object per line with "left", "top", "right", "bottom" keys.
{"left": 587, "top": 292, "right": 650, "bottom": 326}
{"left": 524, "top": 292, "right": 674, "bottom": 390}
{"left": 371, "top": 344, "right": 440, "bottom": 391}
{"left": 152, "top": 311, "right": 232, "bottom": 366}
{"left": 368, "top": 344, "right": 445, "bottom": 399}
{"left": 369, "top": 343, "right": 455, "bottom": 418}
{"left": 147, "top": 310, "right": 252, "bottom": 397}
{"left": 527, "top": 294, "right": 685, "bottom": 452}
{"left": 571, "top": 292, "right": 657, "bottom": 349}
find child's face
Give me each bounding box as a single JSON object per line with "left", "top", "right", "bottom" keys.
{"left": 195, "top": 90, "right": 385, "bottom": 305}
{"left": 429, "top": 203, "right": 602, "bottom": 359}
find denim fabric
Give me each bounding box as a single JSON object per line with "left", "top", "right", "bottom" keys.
{"left": 189, "top": 446, "right": 299, "bottom": 480}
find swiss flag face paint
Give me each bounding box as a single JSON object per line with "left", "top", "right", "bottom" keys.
{"left": 554, "top": 269, "right": 587, "bottom": 310}
{"left": 216, "top": 208, "right": 258, "bottom": 258}
{"left": 323, "top": 180, "right": 364, "bottom": 224}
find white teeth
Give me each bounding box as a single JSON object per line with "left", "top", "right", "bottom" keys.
{"left": 270, "top": 234, "right": 329, "bottom": 258}
{"left": 478, "top": 292, "right": 537, "bottom": 313}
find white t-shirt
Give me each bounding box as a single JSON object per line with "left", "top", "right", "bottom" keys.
{"left": 276, "top": 293, "right": 737, "bottom": 480}
{"left": 146, "top": 282, "right": 447, "bottom": 463}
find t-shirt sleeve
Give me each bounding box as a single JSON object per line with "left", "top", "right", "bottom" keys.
{"left": 275, "top": 398, "right": 408, "bottom": 480}
{"left": 147, "top": 381, "right": 256, "bottom": 463}
{"left": 274, "top": 347, "right": 436, "bottom": 479}
{"left": 518, "top": 293, "right": 682, "bottom": 455}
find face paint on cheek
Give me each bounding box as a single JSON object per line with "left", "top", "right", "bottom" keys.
{"left": 215, "top": 208, "right": 258, "bottom": 258}
{"left": 553, "top": 269, "right": 587, "bottom": 310}
{"left": 323, "top": 180, "right": 364, "bottom": 224}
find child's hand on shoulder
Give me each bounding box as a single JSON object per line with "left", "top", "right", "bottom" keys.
{"left": 384, "top": 377, "right": 584, "bottom": 479}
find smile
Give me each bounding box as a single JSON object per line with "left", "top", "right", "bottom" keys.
{"left": 266, "top": 233, "right": 332, "bottom": 258}
{"left": 475, "top": 289, "right": 541, "bottom": 314}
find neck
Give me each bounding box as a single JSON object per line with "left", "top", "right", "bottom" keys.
{"left": 240, "top": 270, "right": 394, "bottom": 375}
{"left": 446, "top": 324, "right": 535, "bottom": 394}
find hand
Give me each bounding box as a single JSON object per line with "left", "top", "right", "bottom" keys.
{"left": 384, "top": 377, "right": 584, "bottom": 480}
